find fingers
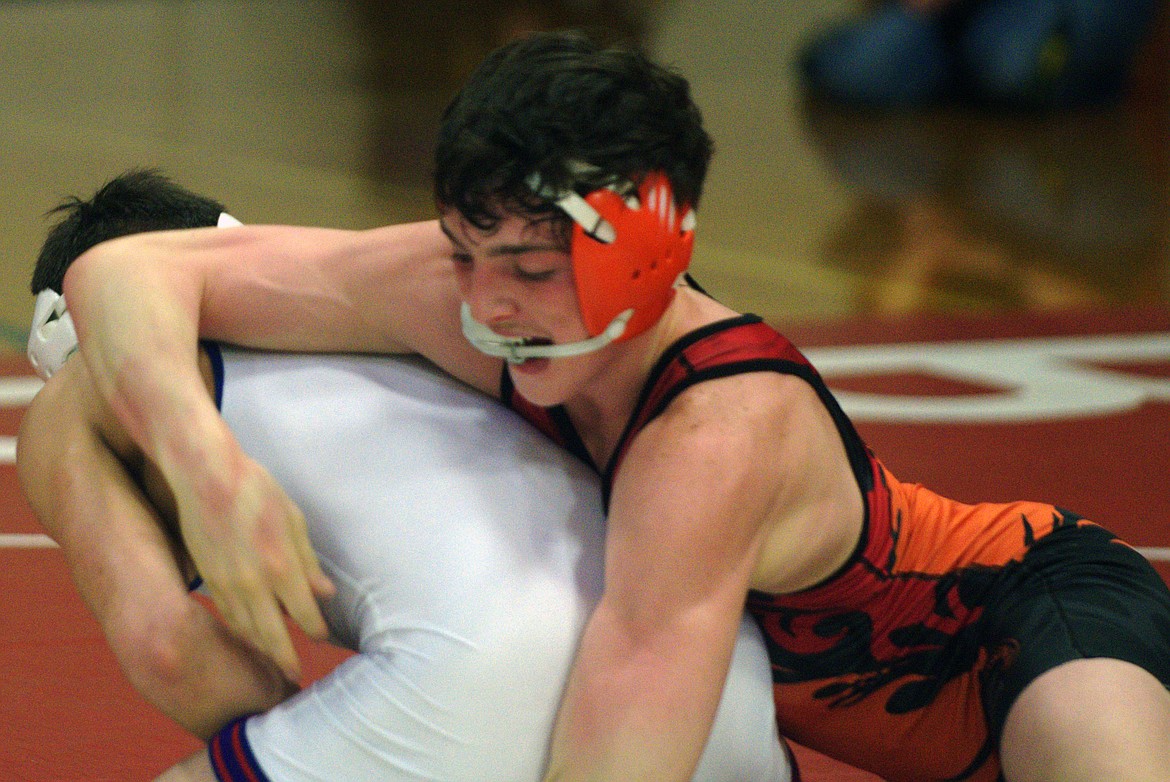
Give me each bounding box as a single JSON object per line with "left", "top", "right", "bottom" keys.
{"left": 208, "top": 567, "right": 302, "bottom": 682}
{"left": 269, "top": 546, "right": 331, "bottom": 644}
{"left": 284, "top": 492, "right": 336, "bottom": 601}
{"left": 246, "top": 592, "right": 302, "bottom": 682}
{"left": 240, "top": 487, "right": 329, "bottom": 665}
{"left": 261, "top": 484, "right": 333, "bottom": 642}
{"left": 177, "top": 456, "right": 331, "bottom": 678}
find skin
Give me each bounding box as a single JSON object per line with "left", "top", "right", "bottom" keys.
{"left": 155, "top": 750, "right": 214, "bottom": 782}
{"left": 16, "top": 350, "right": 299, "bottom": 741}
{"left": 62, "top": 214, "right": 1170, "bottom": 781}
{"left": 444, "top": 213, "right": 863, "bottom": 779}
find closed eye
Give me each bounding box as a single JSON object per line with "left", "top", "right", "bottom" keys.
{"left": 515, "top": 267, "right": 556, "bottom": 282}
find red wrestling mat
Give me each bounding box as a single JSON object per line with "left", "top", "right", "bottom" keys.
{"left": 787, "top": 306, "right": 1170, "bottom": 581}
{"left": 2, "top": 306, "right": 1168, "bottom": 780}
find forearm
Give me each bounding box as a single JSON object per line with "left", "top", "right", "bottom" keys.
{"left": 65, "top": 225, "right": 334, "bottom": 450}
{"left": 59, "top": 228, "right": 228, "bottom": 504}
{"left": 63, "top": 234, "right": 277, "bottom": 615}
{"left": 57, "top": 217, "right": 486, "bottom": 672}
{"left": 62, "top": 219, "right": 472, "bottom": 460}
{"left": 16, "top": 377, "right": 296, "bottom": 739}
{"left": 73, "top": 470, "right": 299, "bottom": 740}
{"left": 542, "top": 602, "right": 735, "bottom": 782}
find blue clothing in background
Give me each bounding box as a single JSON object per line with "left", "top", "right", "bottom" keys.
{"left": 800, "top": 0, "right": 1160, "bottom": 109}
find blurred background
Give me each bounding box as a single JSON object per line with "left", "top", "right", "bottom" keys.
{"left": 0, "top": 5, "right": 1165, "bottom": 780}
{"left": 0, "top": 0, "right": 1166, "bottom": 346}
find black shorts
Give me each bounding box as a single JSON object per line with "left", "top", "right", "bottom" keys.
{"left": 978, "top": 521, "right": 1170, "bottom": 737}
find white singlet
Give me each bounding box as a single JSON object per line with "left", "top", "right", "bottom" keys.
{"left": 209, "top": 348, "right": 791, "bottom": 782}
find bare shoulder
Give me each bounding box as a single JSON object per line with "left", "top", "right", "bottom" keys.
{"left": 21, "top": 357, "right": 137, "bottom": 463}
{"left": 614, "top": 369, "right": 863, "bottom": 594}
{"left": 609, "top": 370, "right": 814, "bottom": 537}
{"left": 17, "top": 357, "right": 123, "bottom": 524}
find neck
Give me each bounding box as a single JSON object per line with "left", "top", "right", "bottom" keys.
{"left": 562, "top": 292, "right": 706, "bottom": 467}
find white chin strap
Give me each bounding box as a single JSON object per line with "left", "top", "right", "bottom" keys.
{"left": 27, "top": 289, "right": 78, "bottom": 380}
{"left": 27, "top": 211, "right": 244, "bottom": 380}
{"left": 460, "top": 303, "right": 632, "bottom": 364}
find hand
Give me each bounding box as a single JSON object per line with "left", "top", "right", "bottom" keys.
{"left": 172, "top": 446, "right": 335, "bottom": 681}
{"left": 60, "top": 225, "right": 336, "bottom": 680}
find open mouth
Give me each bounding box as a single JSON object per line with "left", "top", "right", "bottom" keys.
{"left": 509, "top": 336, "right": 555, "bottom": 365}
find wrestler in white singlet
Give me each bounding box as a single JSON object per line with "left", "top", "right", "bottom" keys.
{"left": 211, "top": 347, "right": 792, "bottom": 782}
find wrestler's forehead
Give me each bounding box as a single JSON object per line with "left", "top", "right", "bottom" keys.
{"left": 439, "top": 209, "right": 566, "bottom": 249}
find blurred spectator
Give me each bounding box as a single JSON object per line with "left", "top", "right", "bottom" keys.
{"left": 800, "top": 0, "right": 1161, "bottom": 110}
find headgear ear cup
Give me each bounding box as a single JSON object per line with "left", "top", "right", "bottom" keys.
{"left": 27, "top": 289, "right": 79, "bottom": 380}
{"left": 572, "top": 172, "right": 694, "bottom": 341}
{"left": 27, "top": 212, "right": 245, "bottom": 380}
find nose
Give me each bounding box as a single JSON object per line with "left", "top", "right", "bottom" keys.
{"left": 459, "top": 263, "right": 520, "bottom": 326}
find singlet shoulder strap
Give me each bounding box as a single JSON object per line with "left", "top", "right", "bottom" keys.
{"left": 603, "top": 315, "right": 873, "bottom": 496}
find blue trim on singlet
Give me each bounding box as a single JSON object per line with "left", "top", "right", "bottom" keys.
{"left": 204, "top": 340, "right": 225, "bottom": 410}
{"left": 208, "top": 715, "right": 271, "bottom": 782}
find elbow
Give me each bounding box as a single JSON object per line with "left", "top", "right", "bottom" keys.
{"left": 109, "top": 598, "right": 228, "bottom": 736}
{"left": 116, "top": 602, "right": 298, "bottom": 740}
{"left": 115, "top": 599, "right": 205, "bottom": 693}
{"left": 61, "top": 231, "right": 203, "bottom": 345}
{"left": 60, "top": 237, "right": 119, "bottom": 313}
{"left": 61, "top": 230, "right": 171, "bottom": 301}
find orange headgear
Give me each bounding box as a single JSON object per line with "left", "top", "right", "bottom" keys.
{"left": 460, "top": 165, "right": 696, "bottom": 363}
{"left": 534, "top": 167, "right": 696, "bottom": 342}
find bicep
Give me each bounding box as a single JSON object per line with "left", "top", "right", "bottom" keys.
{"left": 549, "top": 394, "right": 779, "bottom": 764}
{"left": 196, "top": 220, "right": 504, "bottom": 393}
{"left": 586, "top": 376, "right": 798, "bottom": 682}
{"left": 602, "top": 404, "right": 776, "bottom": 627}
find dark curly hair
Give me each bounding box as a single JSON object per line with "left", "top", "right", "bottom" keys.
{"left": 32, "top": 169, "right": 225, "bottom": 294}
{"left": 434, "top": 30, "right": 714, "bottom": 232}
